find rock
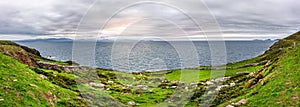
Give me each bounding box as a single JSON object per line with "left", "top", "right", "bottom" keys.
{"left": 171, "top": 81, "right": 179, "bottom": 85}
{"left": 48, "top": 92, "right": 57, "bottom": 101}
{"left": 226, "top": 105, "right": 234, "bottom": 107}
{"left": 19, "top": 45, "right": 41, "bottom": 57}
{"left": 29, "top": 84, "right": 37, "bottom": 87}
{"left": 89, "top": 82, "right": 105, "bottom": 88}
{"left": 159, "top": 78, "right": 168, "bottom": 82}
{"left": 107, "top": 81, "right": 114, "bottom": 84}
{"left": 128, "top": 101, "right": 136, "bottom": 106}
{"left": 39, "top": 74, "right": 47, "bottom": 79}
{"left": 233, "top": 99, "right": 247, "bottom": 105}
{"left": 246, "top": 78, "right": 256, "bottom": 88}
{"left": 190, "top": 82, "right": 198, "bottom": 86}
{"left": 185, "top": 86, "right": 189, "bottom": 90}
{"left": 37, "top": 61, "right": 89, "bottom": 73}
{"left": 215, "top": 85, "right": 229, "bottom": 91}
{"left": 178, "top": 82, "right": 185, "bottom": 86}
{"left": 13, "top": 79, "right": 17, "bottom": 82}
{"left": 249, "top": 72, "right": 255, "bottom": 77}
{"left": 230, "top": 82, "right": 236, "bottom": 87}
{"left": 206, "top": 81, "right": 214, "bottom": 85}
{"left": 258, "top": 60, "right": 268, "bottom": 65}
{"left": 126, "top": 84, "right": 133, "bottom": 87}
{"left": 214, "top": 77, "right": 230, "bottom": 82}
{"left": 255, "top": 73, "right": 263, "bottom": 79}
{"left": 0, "top": 46, "right": 39, "bottom": 67}
{"left": 141, "top": 87, "right": 148, "bottom": 91}
{"left": 0, "top": 98, "right": 4, "bottom": 101}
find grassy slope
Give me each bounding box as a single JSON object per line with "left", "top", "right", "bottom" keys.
{"left": 0, "top": 52, "right": 86, "bottom": 106}
{"left": 244, "top": 42, "right": 300, "bottom": 106}
{"left": 240, "top": 33, "right": 300, "bottom": 106}
{"left": 216, "top": 32, "right": 300, "bottom": 106}
{"left": 0, "top": 31, "right": 299, "bottom": 107}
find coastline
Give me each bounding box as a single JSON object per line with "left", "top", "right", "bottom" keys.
{"left": 0, "top": 31, "right": 299, "bottom": 106}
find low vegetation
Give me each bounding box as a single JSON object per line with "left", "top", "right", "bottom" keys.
{"left": 0, "top": 31, "right": 299, "bottom": 107}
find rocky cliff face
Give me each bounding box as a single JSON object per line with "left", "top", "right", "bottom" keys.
{"left": 0, "top": 44, "right": 38, "bottom": 67}
{"left": 36, "top": 61, "right": 89, "bottom": 72}
{"left": 0, "top": 40, "right": 86, "bottom": 71}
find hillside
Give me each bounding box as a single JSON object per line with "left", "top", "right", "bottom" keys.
{"left": 0, "top": 31, "right": 299, "bottom": 106}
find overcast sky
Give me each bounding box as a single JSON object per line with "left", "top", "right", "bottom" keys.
{"left": 0, "top": 0, "right": 300, "bottom": 40}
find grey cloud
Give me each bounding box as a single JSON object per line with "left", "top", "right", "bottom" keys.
{"left": 0, "top": 0, "right": 94, "bottom": 36}
{"left": 0, "top": 0, "right": 299, "bottom": 40}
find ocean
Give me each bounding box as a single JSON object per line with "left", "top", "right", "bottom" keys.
{"left": 17, "top": 40, "right": 275, "bottom": 72}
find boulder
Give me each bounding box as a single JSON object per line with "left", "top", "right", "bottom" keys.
{"left": 128, "top": 101, "right": 136, "bottom": 106}
{"left": 39, "top": 74, "right": 47, "bottom": 79}
{"left": 233, "top": 99, "right": 247, "bottom": 105}
{"left": 89, "top": 82, "right": 105, "bottom": 88}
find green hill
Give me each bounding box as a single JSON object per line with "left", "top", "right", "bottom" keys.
{"left": 0, "top": 31, "right": 299, "bottom": 106}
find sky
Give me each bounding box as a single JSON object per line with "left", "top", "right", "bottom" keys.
{"left": 0, "top": 0, "right": 300, "bottom": 40}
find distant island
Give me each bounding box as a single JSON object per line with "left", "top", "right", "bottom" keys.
{"left": 15, "top": 38, "right": 73, "bottom": 42}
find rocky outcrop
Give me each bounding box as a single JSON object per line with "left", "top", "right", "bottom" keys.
{"left": 37, "top": 61, "right": 89, "bottom": 72}
{"left": 0, "top": 40, "right": 41, "bottom": 56}
{"left": 0, "top": 45, "right": 38, "bottom": 67}
{"left": 19, "top": 45, "right": 41, "bottom": 57}
{"left": 0, "top": 41, "right": 88, "bottom": 72}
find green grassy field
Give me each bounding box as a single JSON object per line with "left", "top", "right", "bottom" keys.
{"left": 0, "top": 31, "right": 299, "bottom": 106}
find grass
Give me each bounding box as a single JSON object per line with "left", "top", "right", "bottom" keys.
{"left": 166, "top": 65, "right": 263, "bottom": 82}
{"left": 216, "top": 32, "right": 300, "bottom": 107}
{"left": 0, "top": 32, "right": 300, "bottom": 106}
{"left": 242, "top": 40, "right": 300, "bottom": 106}
{"left": 0, "top": 53, "right": 86, "bottom": 107}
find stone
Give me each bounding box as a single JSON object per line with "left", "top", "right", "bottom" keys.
{"left": 107, "top": 81, "right": 114, "bottom": 84}
{"left": 29, "top": 84, "right": 37, "bottom": 87}
{"left": 126, "top": 84, "right": 133, "bottom": 87}
{"left": 249, "top": 72, "right": 255, "bottom": 77}
{"left": 206, "top": 81, "right": 214, "bottom": 85}
{"left": 159, "top": 78, "right": 168, "bottom": 82}
{"left": 0, "top": 98, "right": 4, "bottom": 101}
{"left": 185, "top": 86, "right": 189, "bottom": 90}
{"left": 226, "top": 105, "right": 234, "bottom": 107}
{"left": 178, "top": 82, "right": 185, "bottom": 86}
{"left": 235, "top": 99, "right": 247, "bottom": 105}
{"left": 230, "top": 82, "right": 236, "bottom": 87}
{"left": 37, "top": 61, "right": 89, "bottom": 73}
{"left": 190, "top": 82, "right": 198, "bottom": 86}
{"left": 128, "top": 101, "right": 136, "bottom": 106}
{"left": 89, "top": 82, "right": 105, "bottom": 88}
{"left": 39, "top": 74, "right": 47, "bottom": 79}
{"left": 214, "top": 77, "right": 230, "bottom": 82}
{"left": 215, "top": 85, "right": 229, "bottom": 91}
{"left": 141, "top": 87, "right": 148, "bottom": 91}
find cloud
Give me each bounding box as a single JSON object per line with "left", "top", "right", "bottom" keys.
{"left": 204, "top": 0, "right": 300, "bottom": 36}
{"left": 0, "top": 0, "right": 299, "bottom": 40}
{"left": 0, "top": 0, "right": 93, "bottom": 37}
